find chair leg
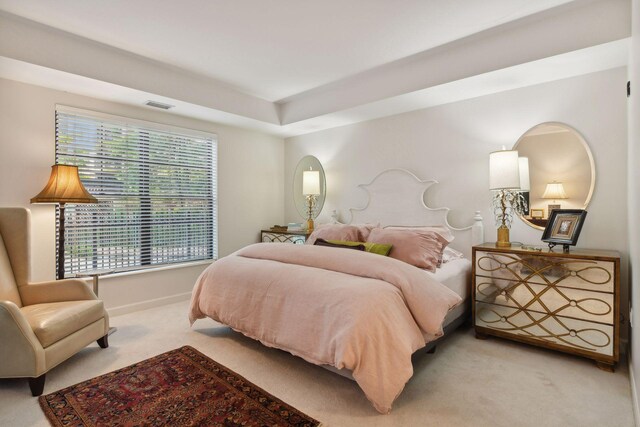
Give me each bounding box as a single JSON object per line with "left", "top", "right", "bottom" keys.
{"left": 97, "top": 334, "right": 109, "bottom": 348}
{"left": 28, "top": 374, "right": 46, "bottom": 396}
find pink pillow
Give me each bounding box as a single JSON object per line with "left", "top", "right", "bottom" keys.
{"left": 383, "top": 225, "right": 454, "bottom": 243}
{"left": 366, "top": 228, "right": 449, "bottom": 272}
{"left": 306, "top": 224, "right": 377, "bottom": 245}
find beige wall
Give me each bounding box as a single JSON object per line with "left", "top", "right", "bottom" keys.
{"left": 285, "top": 67, "right": 629, "bottom": 342}
{"left": 0, "top": 78, "right": 284, "bottom": 312}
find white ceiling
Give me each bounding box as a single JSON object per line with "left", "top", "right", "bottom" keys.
{"left": 0, "top": 0, "right": 575, "bottom": 101}
{"left": 0, "top": 0, "right": 629, "bottom": 137}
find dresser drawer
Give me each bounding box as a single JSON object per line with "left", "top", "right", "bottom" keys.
{"left": 475, "top": 251, "right": 614, "bottom": 293}
{"left": 475, "top": 301, "right": 614, "bottom": 356}
{"left": 475, "top": 277, "right": 614, "bottom": 324}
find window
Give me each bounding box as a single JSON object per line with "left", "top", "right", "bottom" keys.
{"left": 55, "top": 106, "right": 217, "bottom": 278}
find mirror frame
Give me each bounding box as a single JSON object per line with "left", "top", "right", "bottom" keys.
{"left": 513, "top": 122, "right": 596, "bottom": 230}
{"left": 293, "top": 155, "right": 326, "bottom": 221}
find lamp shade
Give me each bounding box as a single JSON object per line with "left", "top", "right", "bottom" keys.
{"left": 303, "top": 169, "right": 320, "bottom": 195}
{"left": 541, "top": 181, "right": 568, "bottom": 200}
{"left": 31, "top": 164, "right": 97, "bottom": 204}
{"left": 489, "top": 150, "right": 520, "bottom": 190}
{"left": 518, "top": 157, "right": 530, "bottom": 192}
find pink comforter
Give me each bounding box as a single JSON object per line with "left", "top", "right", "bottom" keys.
{"left": 189, "top": 243, "right": 462, "bottom": 413}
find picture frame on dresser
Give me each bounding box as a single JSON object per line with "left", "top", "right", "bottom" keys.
{"left": 472, "top": 243, "right": 620, "bottom": 372}
{"left": 541, "top": 209, "right": 587, "bottom": 252}
{"left": 530, "top": 209, "right": 544, "bottom": 219}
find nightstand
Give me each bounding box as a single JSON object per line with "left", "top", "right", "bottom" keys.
{"left": 261, "top": 229, "right": 310, "bottom": 244}
{"left": 472, "top": 243, "right": 620, "bottom": 371}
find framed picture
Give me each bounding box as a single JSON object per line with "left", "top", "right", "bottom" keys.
{"left": 541, "top": 209, "right": 588, "bottom": 251}
{"left": 530, "top": 208, "right": 544, "bottom": 219}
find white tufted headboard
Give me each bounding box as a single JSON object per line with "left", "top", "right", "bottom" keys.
{"left": 341, "top": 169, "right": 484, "bottom": 259}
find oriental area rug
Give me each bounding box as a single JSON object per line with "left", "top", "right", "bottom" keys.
{"left": 39, "top": 345, "right": 321, "bottom": 427}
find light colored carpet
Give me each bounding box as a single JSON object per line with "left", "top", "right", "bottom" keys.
{"left": 0, "top": 300, "right": 634, "bottom": 427}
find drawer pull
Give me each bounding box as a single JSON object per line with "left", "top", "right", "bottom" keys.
{"left": 568, "top": 298, "right": 612, "bottom": 317}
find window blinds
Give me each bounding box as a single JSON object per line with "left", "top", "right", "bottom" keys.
{"left": 55, "top": 106, "right": 217, "bottom": 277}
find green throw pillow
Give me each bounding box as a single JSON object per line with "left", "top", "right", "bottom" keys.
{"left": 327, "top": 240, "right": 392, "bottom": 256}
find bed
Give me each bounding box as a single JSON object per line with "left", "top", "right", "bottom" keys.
{"left": 189, "top": 169, "right": 484, "bottom": 414}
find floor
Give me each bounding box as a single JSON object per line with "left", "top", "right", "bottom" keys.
{"left": 0, "top": 300, "right": 635, "bottom": 427}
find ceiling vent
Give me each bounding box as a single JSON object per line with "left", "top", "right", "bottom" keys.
{"left": 145, "top": 100, "right": 174, "bottom": 110}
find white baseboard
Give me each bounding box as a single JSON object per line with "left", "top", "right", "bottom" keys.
{"left": 630, "top": 357, "right": 640, "bottom": 427}
{"left": 107, "top": 292, "right": 192, "bottom": 317}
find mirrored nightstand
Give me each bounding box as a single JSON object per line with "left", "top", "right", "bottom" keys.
{"left": 261, "top": 229, "right": 310, "bottom": 244}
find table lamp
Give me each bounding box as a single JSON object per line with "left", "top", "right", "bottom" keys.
{"left": 31, "top": 164, "right": 97, "bottom": 279}
{"left": 489, "top": 149, "right": 521, "bottom": 247}
{"left": 542, "top": 181, "right": 568, "bottom": 217}
{"left": 303, "top": 168, "right": 320, "bottom": 232}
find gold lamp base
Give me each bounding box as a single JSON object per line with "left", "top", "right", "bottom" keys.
{"left": 496, "top": 226, "right": 511, "bottom": 247}
{"left": 307, "top": 218, "right": 315, "bottom": 233}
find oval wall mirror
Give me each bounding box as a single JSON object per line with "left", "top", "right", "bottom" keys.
{"left": 514, "top": 122, "right": 595, "bottom": 230}
{"left": 293, "top": 156, "right": 326, "bottom": 221}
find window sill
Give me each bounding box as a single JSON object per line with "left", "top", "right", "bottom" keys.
{"left": 93, "top": 259, "right": 215, "bottom": 280}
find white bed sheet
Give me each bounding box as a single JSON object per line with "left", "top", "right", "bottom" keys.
{"left": 425, "top": 257, "right": 472, "bottom": 327}
{"left": 426, "top": 257, "right": 471, "bottom": 300}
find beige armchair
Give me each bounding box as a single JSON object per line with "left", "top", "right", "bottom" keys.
{"left": 0, "top": 207, "right": 109, "bottom": 396}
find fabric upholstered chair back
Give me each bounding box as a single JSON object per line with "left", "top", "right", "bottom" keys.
{"left": 0, "top": 233, "right": 21, "bottom": 306}
{"left": 0, "top": 208, "right": 32, "bottom": 307}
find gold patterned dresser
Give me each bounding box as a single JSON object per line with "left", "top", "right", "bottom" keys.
{"left": 472, "top": 243, "right": 620, "bottom": 371}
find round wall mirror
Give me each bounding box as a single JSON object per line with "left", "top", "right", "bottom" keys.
{"left": 514, "top": 122, "right": 595, "bottom": 230}
{"left": 293, "top": 156, "right": 326, "bottom": 221}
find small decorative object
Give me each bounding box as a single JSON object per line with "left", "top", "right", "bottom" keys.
{"left": 541, "top": 209, "right": 587, "bottom": 252}
{"left": 302, "top": 167, "right": 320, "bottom": 232}
{"left": 530, "top": 208, "right": 544, "bottom": 219}
{"left": 287, "top": 222, "right": 304, "bottom": 232}
{"left": 31, "top": 164, "right": 97, "bottom": 280}
{"left": 542, "top": 181, "right": 568, "bottom": 217}
{"left": 520, "top": 245, "right": 543, "bottom": 252}
{"left": 489, "top": 149, "right": 527, "bottom": 247}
